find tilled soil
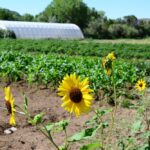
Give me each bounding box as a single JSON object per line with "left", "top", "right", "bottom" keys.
{"left": 0, "top": 82, "right": 145, "bottom": 150}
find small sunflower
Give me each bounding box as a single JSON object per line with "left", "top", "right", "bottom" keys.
{"left": 4, "top": 86, "right": 16, "bottom": 126}
{"left": 102, "top": 57, "right": 112, "bottom": 76}
{"left": 106, "top": 52, "right": 116, "bottom": 61}
{"left": 135, "top": 79, "right": 146, "bottom": 92}
{"left": 58, "top": 73, "right": 93, "bottom": 117}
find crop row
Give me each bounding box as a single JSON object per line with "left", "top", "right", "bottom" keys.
{"left": 0, "top": 39, "right": 150, "bottom": 59}
{"left": 0, "top": 51, "right": 148, "bottom": 92}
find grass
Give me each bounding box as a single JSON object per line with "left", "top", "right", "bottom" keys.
{"left": 82, "top": 37, "right": 150, "bottom": 44}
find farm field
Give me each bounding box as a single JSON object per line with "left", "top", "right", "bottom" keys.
{"left": 0, "top": 39, "right": 150, "bottom": 59}
{"left": 0, "top": 39, "right": 150, "bottom": 150}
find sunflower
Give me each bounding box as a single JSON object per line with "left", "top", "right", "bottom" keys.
{"left": 106, "top": 52, "right": 116, "bottom": 61}
{"left": 58, "top": 73, "right": 93, "bottom": 117}
{"left": 135, "top": 79, "right": 146, "bottom": 92}
{"left": 102, "top": 57, "right": 112, "bottom": 76}
{"left": 4, "top": 86, "right": 16, "bottom": 126}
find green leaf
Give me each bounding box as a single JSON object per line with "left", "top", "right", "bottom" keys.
{"left": 140, "top": 131, "right": 150, "bottom": 139}
{"left": 33, "top": 112, "right": 44, "bottom": 124}
{"left": 80, "top": 142, "right": 102, "bottom": 150}
{"left": 68, "top": 126, "right": 100, "bottom": 142}
{"left": 54, "top": 120, "right": 69, "bottom": 130}
{"left": 45, "top": 123, "right": 54, "bottom": 131}
{"left": 28, "top": 112, "right": 44, "bottom": 125}
{"left": 45, "top": 120, "right": 69, "bottom": 132}
{"left": 138, "top": 105, "right": 146, "bottom": 115}
{"left": 95, "top": 108, "right": 112, "bottom": 117}
{"left": 131, "top": 120, "right": 142, "bottom": 133}
{"left": 85, "top": 108, "right": 111, "bottom": 126}
{"left": 23, "top": 94, "right": 28, "bottom": 113}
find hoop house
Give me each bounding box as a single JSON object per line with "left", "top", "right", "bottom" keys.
{"left": 0, "top": 20, "right": 84, "bottom": 39}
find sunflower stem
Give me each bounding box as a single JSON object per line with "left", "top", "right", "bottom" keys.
{"left": 40, "top": 123, "right": 60, "bottom": 150}
{"left": 64, "top": 127, "right": 69, "bottom": 149}
{"left": 106, "top": 64, "right": 117, "bottom": 148}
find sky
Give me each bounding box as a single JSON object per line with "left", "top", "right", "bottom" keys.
{"left": 0, "top": 0, "right": 149, "bottom": 19}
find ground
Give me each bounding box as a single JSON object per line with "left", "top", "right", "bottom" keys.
{"left": 0, "top": 82, "right": 148, "bottom": 150}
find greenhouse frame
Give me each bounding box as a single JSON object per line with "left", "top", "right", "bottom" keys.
{"left": 0, "top": 20, "right": 84, "bottom": 39}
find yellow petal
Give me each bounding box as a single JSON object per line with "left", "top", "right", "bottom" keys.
{"left": 81, "top": 78, "right": 89, "bottom": 88}
{"left": 61, "top": 100, "right": 72, "bottom": 107}
{"left": 83, "top": 94, "right": 93, "bottom": 100}
{"left": 75, "top": 107, "right": 81, "bottom": 117}
{"left": 4, "top": 86, "right": 10, "bottom": 101}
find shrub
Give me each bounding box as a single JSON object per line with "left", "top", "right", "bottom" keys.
{"left": 0, "top": 29, "right": 16, "bottom": 39}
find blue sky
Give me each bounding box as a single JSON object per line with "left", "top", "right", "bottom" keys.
{"left": 0, "top": 0, "right": 149, "bottom": 19}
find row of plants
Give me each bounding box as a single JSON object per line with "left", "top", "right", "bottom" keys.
{"left": 0, "top": 50, "right": 146, "bottom": 86}
{"left": 2, "top": 52, "right": 149, "bottom": 149}
{"left": 0, "top": 39, "right": 150, "bottom": 59}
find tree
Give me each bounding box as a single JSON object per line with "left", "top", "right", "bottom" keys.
{"left": 123, "top": 15, "right": 138, "bottom": 27}
{"left": 22, "top": 13, "right": 34, "bottom": 21}
{"left": 0, "top": 8, "right": 21, "bottom": 20}
{"left": 108, "top": 24, "right": 139, "bottom": 39}
{"left": 38, "top": 0, "right": 89, "bottom": 30}
{"left": 84, "top": 12, "right": 109, "bottom": 39}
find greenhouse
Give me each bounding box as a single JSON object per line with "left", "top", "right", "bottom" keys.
{"left": 0, "top": 20, "right": 84, "bottom": 39}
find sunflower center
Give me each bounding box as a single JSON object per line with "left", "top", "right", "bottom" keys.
{"left": 5, "top": 101, "right": 12, "bottom": 114}
{"left": 69, "top": 88, "right": 82, "bottom": 103}
{"left": 139, "top": 83, "right": 143, "bottom": 87}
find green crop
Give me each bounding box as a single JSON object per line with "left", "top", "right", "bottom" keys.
{"left": 0, "top": 39, "right": 150, "bottom": 59}
{"left": 0, "top": 51, "right": 146, "bottom": 94}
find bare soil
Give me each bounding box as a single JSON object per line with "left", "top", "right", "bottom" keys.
{"left": 0, "top": 82, "right": 148, "bottom": 150}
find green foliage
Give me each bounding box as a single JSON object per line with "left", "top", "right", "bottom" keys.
{"left": 0, "top": 8, "right": 21, "bottom": 20}
{"left": 0, "top": 39, "right": 150, "bottom": 60}
{"left": 22, "top": 13, "right": 34, "bottom": 21}
{"left": 0, "top": 50, "right": 142, "bottom": 93}
{"left": 131, "top": 120, "right": 143, "bottom": 133}
{"left": 68, "top": 127, "right": 99, "bottom": 142}
{"left": 80, "top": 142, "right": 102, "bottom": 150}
{"left": 28, "top": 113, "right": 44, "bottom": 125}
{"left": 0, "top": 29, "right": 16, "bottom": 39}
{"left": 23, "top": 94, "right": 28, "bottom": 114}
{"left": 40, "top": 0, "right": 89, "bottom": 29}
{"left": 108, "top": 24, "right": 139, "bottom": 39}
{"left": 45, "top": 120, "right": 69, "bottom": 132}
{"left": 84, "top": 18, "right": 109, "bottom": 39}
{"left": 118, "top": 137, "right": 138, "bottom": 150}
{"left": 123, "top": 15, "right": 138, "bottom": 27}
{"left": 121, "top": 99, "right": 132, "bottom": 108}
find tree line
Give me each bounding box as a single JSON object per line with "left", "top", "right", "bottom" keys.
{"left": 0, "top": 0, "right": 150, "bottom": 39}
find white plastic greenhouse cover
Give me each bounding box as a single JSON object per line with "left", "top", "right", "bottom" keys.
{"left": 0, "top": 20, "right": 84, "bottom": 39}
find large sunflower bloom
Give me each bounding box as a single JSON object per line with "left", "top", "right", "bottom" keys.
{"left": 4, "top": 86, "right": 16, "bottom": 126}
{"left": 135, "top": 79, "right": 146, "bottom": 92}
{"left": 58, "top": 73, "right": 93, "bottom": 117}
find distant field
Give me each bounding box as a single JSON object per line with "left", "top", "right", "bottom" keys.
{"left": 82, "top": 38, "right": 150, "bottom": 44}
{"left": 0, "top": 38, "right": 150, "bottom": 60}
